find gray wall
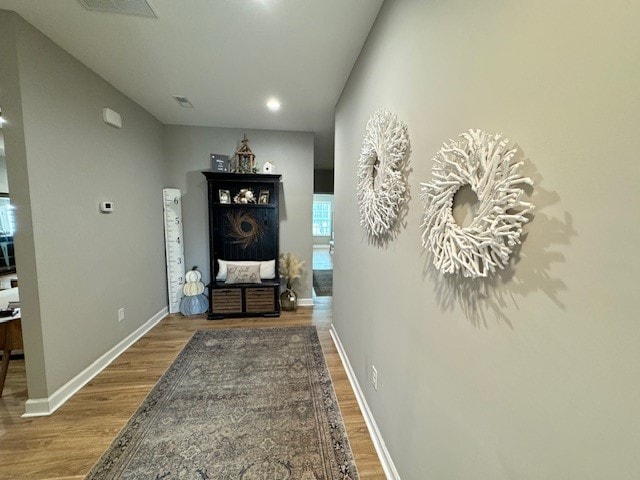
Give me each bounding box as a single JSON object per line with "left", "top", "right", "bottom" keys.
{"left": 334, "top": 1, "right": 640, "bottom": 479}
{"left": 314, "top": 168, "right": 334, "bottom": 193}
{"left": 0, "top": 11, "right": 167, "bottom": 398}
{"left": 164, "top": 126, "right": 314, "bottom": 299}
{"left": 0, "top": 155, "right": 8, "bottom": 192}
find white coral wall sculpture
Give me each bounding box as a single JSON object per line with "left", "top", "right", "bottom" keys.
{"left": 357, "top": 109, "right": 410, "bottom": 239}
{"left": 420, "top": 129, "right": 534, "bottom": 278}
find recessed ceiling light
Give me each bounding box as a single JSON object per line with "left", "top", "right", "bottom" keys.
{"left": 266, "top": 98, "right": 281, "bottom": 112}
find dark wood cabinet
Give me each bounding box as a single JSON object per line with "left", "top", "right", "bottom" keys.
{"left": 203, "top": 172, "right": 282, "bottom": 319}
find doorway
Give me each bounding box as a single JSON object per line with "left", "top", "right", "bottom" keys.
{"left": 0, "top": 105, "right": 23, "bottom": 400}
{"left": 312, "top": 194, "right": 333, "bottom": 297}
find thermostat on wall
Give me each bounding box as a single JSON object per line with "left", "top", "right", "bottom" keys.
{"left": 100, "top": 201, "right": 114, "bottom": 213}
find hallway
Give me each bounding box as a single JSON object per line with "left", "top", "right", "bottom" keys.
{"left": 313, "top": 245, "right": 333, "bottom": 270}
{"left": 0, "top": 301, "right": 385, "bottom": 479}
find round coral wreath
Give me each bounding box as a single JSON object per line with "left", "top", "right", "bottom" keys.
{"left": 357, "top": 109, "right": 410, "bottom": 239}
{"left": 420, "top": 129, "right": 534, "bottom": 278}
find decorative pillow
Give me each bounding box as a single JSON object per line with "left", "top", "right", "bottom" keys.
{"left": 259, "top": 259, "right": 276, "bottom": 279}
{"left": 225, "top": 264, "right": 262, "bottom": 284}
{"left": 216, "top": 259, "right": 276, "bottom": 280}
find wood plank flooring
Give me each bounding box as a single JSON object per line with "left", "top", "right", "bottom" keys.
{"left": 0, "top": 297, "right": 385, "bottom": 480}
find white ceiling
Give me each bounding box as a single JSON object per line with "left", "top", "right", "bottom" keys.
{"left": 0, "top": 0, "right": 384, "bottom": 167}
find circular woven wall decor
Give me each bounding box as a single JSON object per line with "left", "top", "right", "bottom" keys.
{"left": 420, "top": 129, "right": 534, "bottom": 278}
{"left": 225, "top": 211, "right": 264, "bottom": 249}
{"left": 357, "top": 109, "right": 409, "bottom": 239}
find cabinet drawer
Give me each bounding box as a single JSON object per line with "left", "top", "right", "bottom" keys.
{"left": 212, "top": 289, "right": 242, "bottom": 313}
{"left": 246, "top": 287, "right": 275, "bottom": 312}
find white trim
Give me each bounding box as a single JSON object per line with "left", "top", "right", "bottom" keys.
{"left": 297, "top": 297, "right": 314, "bottom": 307}
{"left": 23, "top": 307, "right": 168, "bottom": 417}
{"left": 329, "top": 325, "right": 401, "bottom": 480}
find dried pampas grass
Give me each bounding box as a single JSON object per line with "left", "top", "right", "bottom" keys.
{"left": 279, "top": 252, "right": 306, "bottom": 289}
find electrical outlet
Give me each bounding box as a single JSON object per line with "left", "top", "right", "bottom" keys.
{"left": 371, "top": 365, "right": 378, "bottom": 391}
{"left": 118, "top": 308, "right": 125, "bottom": 322}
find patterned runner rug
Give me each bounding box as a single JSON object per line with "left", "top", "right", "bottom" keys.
{"left": 313, "top": 270, "right": 333, "bottom": 297}
{"left": 87, "top": 326, "right": 358, "bottom": 479}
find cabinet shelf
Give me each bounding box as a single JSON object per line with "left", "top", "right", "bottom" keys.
{"left": 215, "top": 203, "right": 276, "bottom": 208}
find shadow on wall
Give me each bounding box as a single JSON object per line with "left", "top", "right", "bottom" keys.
{"left": 423, "top": 155, "right": 576, "bottom": 328}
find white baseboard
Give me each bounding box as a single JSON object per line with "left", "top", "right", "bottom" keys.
{"left": 298, "top": 297, "right": 314, "bottom": 307}
{"left": 329, "top": 325, "right": 401, "bottom": 480}
{"left": 23, "top": 307, "right": 168, "bottom": 418}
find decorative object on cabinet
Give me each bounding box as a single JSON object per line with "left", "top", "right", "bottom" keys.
{"left": 216, "top": 259, "right": 276, "bottom": 281}
{"left": 203, "top": 172, "right": 282, "bottom": 319}
{"left": 233, "top": 188, "right": 256, "bottom": 204}
{"left": 420, "top": 129, "right": 534, "bottom": 278}
{"left": 357, "top": 108, "right": 410, "bottom": 240}
{"left": 226, "top": 210, "right": 264, "bottom": 249}
{"left": 262, "top": 161, "right": 275, "bottom": 174}
{"left": 278, "top": 252, "right": 306, "bottom": 311}
{"left": 235, "top": 134, "right": 257, "bottom": 174}
{"left": 225, "top": 264, "right": 262, "bottom": 284}
{"left": 258, "top": 190, "right": 270, "bottom": 204}
{"left": 219, "top": 189, "right": 231, "bottom": 204}
{"left": 210, "top": 154, "right": 230, "bottom": 172}
{"left": 180, "top": 267, "right": 209, "bottom": 316}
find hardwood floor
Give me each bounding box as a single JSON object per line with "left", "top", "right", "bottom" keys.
{"left": 313, "top": 245, "right": 333, "bottom": 270}
{"left": 0, "top": 297, "right": 385, "bottom": 480}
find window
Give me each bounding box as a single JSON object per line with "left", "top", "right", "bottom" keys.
{"left": 312, "top": 201, "right": 332, "bottom": 236}
{"left": 0, "top": 196, "right": 15, "bottom": 236}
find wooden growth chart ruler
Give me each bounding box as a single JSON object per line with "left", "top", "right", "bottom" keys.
{"left": 163, "top": 188, "right": 186, "bottom": 313}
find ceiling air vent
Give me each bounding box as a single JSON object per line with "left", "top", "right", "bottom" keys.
{"left": 77, "top": 0, "right": 158, "bottom": 18}
{"left": 173, "top": 96, "right": 195, "bottom": 108}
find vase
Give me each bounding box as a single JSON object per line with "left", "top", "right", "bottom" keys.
{"left": 280, "top": 288, "right": 298, "bottom": 311}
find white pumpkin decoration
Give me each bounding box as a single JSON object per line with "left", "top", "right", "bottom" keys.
{"left": 183, "top": 266, "right": 205, "bottom": 297}
{"left": 185, "top": 268, "right": 202, "bottom": 283}
{"left": 183, "top": 281, "right": 205, "bottom": 296}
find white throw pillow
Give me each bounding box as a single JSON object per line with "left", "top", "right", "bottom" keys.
{"left": 259, "top": 259, "right": 276, "bottom": 280}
